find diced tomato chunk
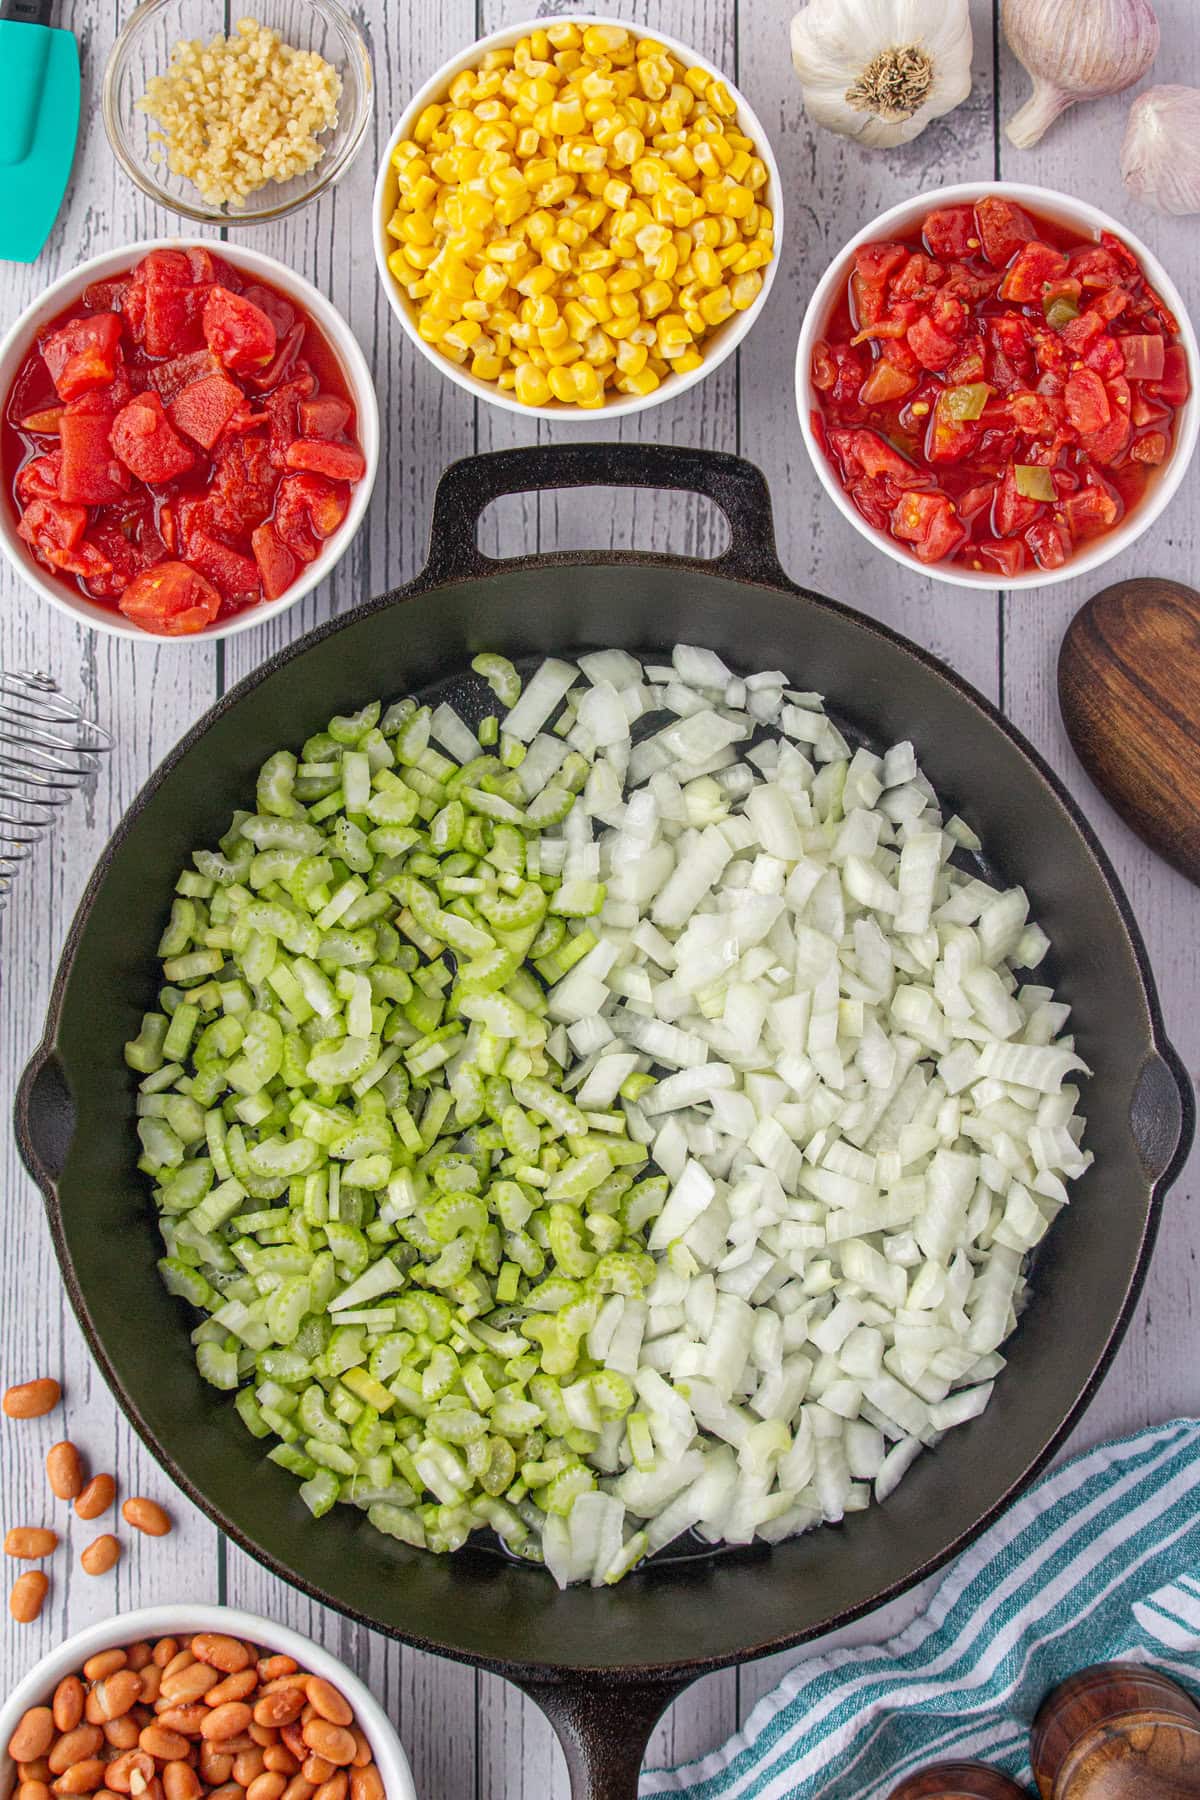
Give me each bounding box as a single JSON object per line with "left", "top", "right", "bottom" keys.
{"left": 148, "top": 349, "right": 221, "bottom": 403}
{"left": 117, "top": 561, "right": 221, "bottom": 635}
{"left": 1091, "top": 287, "right": 1129, "bottom": 323}
{"left": 168, "top": 373, "right": 246, "bottom": 450}
{"left": 18, "top": 495, "right": 87, "bottom": 555}
{"left": 81, "top": 278, "right": 127, "bottom": 312}
{"left": 1083, "top": 334, "right": 1125, "bottom": 381}
{"left": 829, "top": 427, "right": 916, "bottom": 484}
{"left": 1009, "top": 391, "right": 1063, "bottom": 436}
{"left": 15, "top": 452, "right": 62, "bottom": 505}
{"left": 1060, "top": 311, "right": 1105, "bottom": 355}
{"left": 926, "top": 392, "right": 981, "bottom": 464}
{"left": 251, "top": 521, "right": 299, "bottom": 599}
{"left": 283, "top": 438, "right": 366, "bottom": 482}
{"left": 892, "top": 254, "right": 944, "bottom": 300}
{"left": 41, "top": 314, "right": 123, "bottom": 402}
{"left": 110, "top": 392, "right": 196, "bottom": 485}
{"left": 1025, "top": 517, "right": 1071, "bottom": 569}
{"left": 1067, "top": 245, "right": 1126, "bottom": 291}
{"left": 1064, "top": 367, "right": 1111, "bottom": 434}
{"left": 206, "top": 432, "right": 280, "bottom": 540}
{"left": 241, "top": 283, "right": 297, "bottom": 338}
{"left": 298, "top": 394, "right": 353, "bottom": 440}
{"left": 186, "top": 526, "right": 262, "bottom": 600}
{"left": 1061, "top": 486, "right": 1120, "bottom": 537}
{"left": 975, "top": 538, "right": 1026, "bottom": 578}
{"left": 58, "top": 401, "right": 130, "bottom": 504}
{"left": 1131, "top": 431, "right": 1169, "bottom": 465}
{"left": 126, "top": 250, "right": 202, "bottom": 357}
{"left": 1118, "top": 334, "right": 1166, "bottom": 381}
{"left": 890, "top": 490, "right": 966, "bottom": 563}
{"left": 854, "top": 242, "right": 907, "bottom": 287}
{"left": 974, "top": 198, "right": 1037, "bottom": 267}
{"left": 988, "top": 315, "right": 1033, "bottom": 387}
{"left": 850, "top": 270, "right": 889, "bottom": 329}
{"left": 998, "top": 241, "right": 1069, "bottom": 304}
{"left": 273, "top": 471, "right": 351, "bottom": 559}
{"left": 859, "top": 358, "right": 917, "bottom": 405}
{"left": 202, "top": 286, "right": 278, "bottom": 374}
{"left": 993, "top": 465, "right": 1044, "bottom": 538}
{"left": 922, "top": 206, "right": 976, "bottom": 260}
{"left": 1148, "top": 345, "right": 1190, "bottom": 407}
{"left": 906, "top": 313, "right": 959, "bottom": 371}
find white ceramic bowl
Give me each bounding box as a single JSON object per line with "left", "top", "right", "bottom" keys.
{"left": 0, "top": 1604, "right": 416, "bottom": 1799}
{"left": 795, "top": 181, "right": 1200, "bottom": 591}
{"left": 0, "top": 240, "right": 380, "bottom": 642}
{"left": 373, "top": 14, "right": 783, "bottom": 421}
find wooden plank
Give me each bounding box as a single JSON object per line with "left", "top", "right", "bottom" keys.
{"left": 738, "top": 0, "right": 1001, "bottom": 701}
{"left": 0, "top": 0, "right": 222, "bottom": 1683}
{"left": 994, "top": 0, "right": 1200, "bottom": 1476}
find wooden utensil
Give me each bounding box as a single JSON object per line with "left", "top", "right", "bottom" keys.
{"left": 1058, "top": 578, "right": 1200, "bottom": 887}
{"left": 1031, "top": 1662, "right": 1200, "bottom": 1799}
{"left": 888, "top": 1764, "right": 1030, "bottom": 1798}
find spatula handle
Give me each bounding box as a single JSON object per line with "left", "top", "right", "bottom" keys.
{"left": 0, "top": 0, "right": 53, "bottom": 26}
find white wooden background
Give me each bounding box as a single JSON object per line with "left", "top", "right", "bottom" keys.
{"left": 2, "top": 0, "right": 1197, "bottom": 1792}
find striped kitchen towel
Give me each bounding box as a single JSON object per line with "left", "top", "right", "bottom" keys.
{"left": 643, "top": 1417, "right": 1200, "bottom": 1799}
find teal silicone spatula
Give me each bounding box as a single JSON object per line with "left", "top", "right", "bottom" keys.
{"left": 0, "top": 0, "right": 80, "bottom": 263}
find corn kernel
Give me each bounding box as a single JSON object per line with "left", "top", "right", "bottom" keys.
{"left": 539, "top": 315, "right": 569, "bottom": 349}
{"left": 729, "top": 270, "right": 763, "bottom": 310}
{"left": 639, "top": 280, "right": 673, "bottom": 319}
{"left": 619, "top": 365, "right": 660, "bottom": 397}
{"left": 674, "top": 348, "right": 703, "bottom": 374}
{"left": 698, "top": 284, "right": 733, "bottom": 326}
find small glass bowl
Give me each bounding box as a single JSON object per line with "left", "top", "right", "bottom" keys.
{"left": 103, "top": 0, "right": 373, "bottom": 225}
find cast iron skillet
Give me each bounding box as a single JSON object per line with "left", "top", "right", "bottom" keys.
{"left": 16, "top": 445, "right": 1194, "bottom": 1799}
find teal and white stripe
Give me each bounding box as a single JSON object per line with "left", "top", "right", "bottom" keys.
{"left": 644, "top": 1419, "right": 1200, "bottom": 1799}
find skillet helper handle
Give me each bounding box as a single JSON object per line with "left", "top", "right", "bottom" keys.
{"left": 513, "top": 1672, "right": 692, "bottom": 1800}
{"left": 1131, "top": 1040, "right": 1194, "bottom": 1188}
{"left": 422, "top": 442, "right": 788, "bottom": 588}
{"left": 15, "top": 1040, "right": 75, "bottom": 1190}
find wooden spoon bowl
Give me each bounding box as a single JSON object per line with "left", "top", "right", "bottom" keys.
{"left": 888, "top": 1765, "right": 1030, "bottom": 1799}
{"left": 1031, "top": 1662, "right": 1200, "bottom": 1799}
{"left": 1058, "top": 578, "right": 1200, "bottom": 886}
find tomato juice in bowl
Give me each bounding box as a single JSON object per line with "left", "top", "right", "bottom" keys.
{"left": 795, "top": 183, "right": 1198, "bottom": 591}
{"left": 0, "top": 241, "right": 379, "bottom": 641}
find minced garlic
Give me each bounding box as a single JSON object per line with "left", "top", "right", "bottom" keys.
{"left": 137, "top": 16, "right": 341, "bottom": 209}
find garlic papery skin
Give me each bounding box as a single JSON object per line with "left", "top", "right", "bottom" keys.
{"left": 790, "top": 0, "right": 973, "bottom": 149}
{"left": 1122, "top": 86, "right": 1200, "bottom": 215}
{"left": 1002, "top": 0, "right": 1160, "bottom": 149}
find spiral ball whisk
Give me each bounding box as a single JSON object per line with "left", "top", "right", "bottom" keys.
{"left": 0, "top": 672, "right": 112, "bottom": 912}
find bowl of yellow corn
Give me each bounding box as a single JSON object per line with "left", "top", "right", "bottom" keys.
{"left": 373, "top": 15, "right": 782, "bottom": 416}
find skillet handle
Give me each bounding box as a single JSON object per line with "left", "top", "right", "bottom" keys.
{"left": 1131, "top": 1040, "right": 1195, "bottom": 1187}
{"left": 513, "top": 1671, "right": 693, "bottom": 1800}
{"left": 14, "top": 1040, "right": 75, "bottom": 1190}
{"left": 421, "top": 442, "right": 788, "bottom": 588}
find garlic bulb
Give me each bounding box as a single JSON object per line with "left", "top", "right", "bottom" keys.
{"left": 1002, "top": 0, "right": 1159, "bottom": 149}
{"left": 790, "top": 0, "right": 973, "bottom": 149}
{"left": 1122, "top": 86, "right": 1200, "bottom": 215}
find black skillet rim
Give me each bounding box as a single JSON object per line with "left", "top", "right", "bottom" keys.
{"left": 15, "top": 446, "right": 1195, "bottom": 1687}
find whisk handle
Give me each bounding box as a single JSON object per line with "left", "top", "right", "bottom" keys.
{"left": 15, "top": 1041, "right": 75, "bottom": 1190}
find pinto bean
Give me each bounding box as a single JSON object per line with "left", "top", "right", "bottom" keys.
{"left": 8, "top": 1708, "right": 55, "bottom": 1763}
{"left": 3, "top": 1379, "right": 61, "bottom": 1418}
{"left": 74, "top": 1476, "right": 116, "bottom": 1522}
{"left": 46, "top": 1442, "right": 85, "bottom": 1501}
{"left": 189, "top": 1636, "right": 250, "bottom": 1676}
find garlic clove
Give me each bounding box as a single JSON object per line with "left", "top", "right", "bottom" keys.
{"left": 1002, "top": 0, "right": 1160, "bottom": 149}
{"left": 1122, "top": 85, "right": 1200, "bottom": 215}
{"left": 790, "top": 0, "right": 973, "bottom": 150}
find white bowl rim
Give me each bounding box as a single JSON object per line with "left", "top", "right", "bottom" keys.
{"left": 372, "top": 11, "right": 784, "bottom": 422}
{"left": 794, "top": 179, "right": 1200, "bottom": 592}
{"left": 0, "top": 238, "right": 381, "bottom": 643}
{"left": 0, "top": 1603, "right": 416, "bottom": 1800}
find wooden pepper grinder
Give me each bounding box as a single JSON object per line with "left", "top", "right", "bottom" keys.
{"left": 1031, "top": 1663, "right": 1200, "bottom": 1799}
{"left": 888, "top": 1766, "right": 1029, "bottom": 1799}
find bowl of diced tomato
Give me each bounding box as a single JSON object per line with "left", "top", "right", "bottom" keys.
{"left": 796, "top": 182, "right": 1197, "bottom": 589}
{"left": 0, "top": 239, "right": 379, "bottom": 638}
